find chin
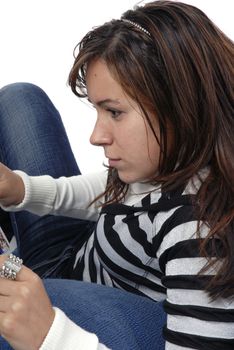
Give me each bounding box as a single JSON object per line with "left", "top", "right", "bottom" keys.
{"left": 117, "top": 173, "right": 133, "bottom": 184}
{"left": 117, "top": 171, "right": 144, "bottom": 184}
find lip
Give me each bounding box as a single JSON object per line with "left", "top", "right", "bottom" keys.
{"left": 107, "top": 158, "right": 121, "bottom": 167}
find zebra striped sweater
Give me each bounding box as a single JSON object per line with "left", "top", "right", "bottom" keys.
{"left": 7, "top": 170, "right": 234, "bottom": 349}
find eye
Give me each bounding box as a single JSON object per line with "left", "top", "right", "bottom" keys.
{"left": 106, "top": 108, "right": 122, "bottom": 119}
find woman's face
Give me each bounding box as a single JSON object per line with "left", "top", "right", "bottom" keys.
{"left": 86, "top": 59, "right": 161, "bottom": 184}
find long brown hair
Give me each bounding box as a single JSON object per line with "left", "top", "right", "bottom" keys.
{"left": 68, "top": 1, "right": 234, "bottom": 298}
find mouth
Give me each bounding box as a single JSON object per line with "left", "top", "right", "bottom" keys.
{"left": 107, "top": 158, "right": 121, "bottom": 167}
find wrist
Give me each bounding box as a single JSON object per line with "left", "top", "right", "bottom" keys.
{"left": 14, "top": 173, "right": 25, "bottom": 205}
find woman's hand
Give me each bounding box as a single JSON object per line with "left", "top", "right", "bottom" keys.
{"left": 0, "top": 255, "right": 55, "bottom": 350}
{"left": 0, "top": 163, "right": 25, "bottom": 206}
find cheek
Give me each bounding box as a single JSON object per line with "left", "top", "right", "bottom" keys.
{"left": 116, "top": 125, "right": 138, "bottom": 148}
{"left": 149, "top": 137, "right": 160, "bottom": 158}
{"left": 138, "top": 135, "right": 161, "bottom": 172}
{"left": 146, "top": 121, "right": 161, "bottom": 158}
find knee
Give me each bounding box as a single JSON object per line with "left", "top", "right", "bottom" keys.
{"left": 0, "top": 82, "right": 47, "bottom": 104}
{"left": 0, "top": 82, "right": 57, "bottom": 128}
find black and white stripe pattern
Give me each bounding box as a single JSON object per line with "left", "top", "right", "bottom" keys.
{"left": 72, "top": 185, "right": 234, "bottom": 349}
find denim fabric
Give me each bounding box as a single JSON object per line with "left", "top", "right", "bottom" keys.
{"left": 0, "top": 280, "right": 166, "bottom": 350}
{"left": 0, "top": 83, "right": 166, "bottom": 349}
{"left": 0, "top": 82, "right": 93, "bottom": 277}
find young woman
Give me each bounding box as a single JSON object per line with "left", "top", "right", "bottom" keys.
{"left": 0, "top": 1, "right": 233, "bottom": 349}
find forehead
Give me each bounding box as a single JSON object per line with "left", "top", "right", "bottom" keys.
{"left": 86, "top": 59, "right": 125, "bottom": 102}
{"left": 86, "top": 59, "right": 144, "bottom": 117}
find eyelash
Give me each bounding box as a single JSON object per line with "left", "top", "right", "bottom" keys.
{"left": 106, "top": 108, "right": 122, "bottom": 119}
{"left": 90, "top": 103, "right": 122, "bottom": 120}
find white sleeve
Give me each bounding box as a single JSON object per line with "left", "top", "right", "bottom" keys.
{"left": 40, "top": 307, "right": 110, "bottom": 350}
{"left": 2, "top": 170, "right": 108, "bottom": 221}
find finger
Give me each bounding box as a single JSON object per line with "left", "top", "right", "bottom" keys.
{"left": 0, "top": 291, "right": 31, "bottom": 314}
{"left": 0, "top": 255, "right": 15, "bottom": 296}
{"left": 0, "top": 311, "right": 25, "bottom": 344}
{"left": 0, "top": 254, "right": 37, "bottom": 283}
{"left": 0, "top": 254, "right": 23, "bottom": 282}
{"left": 0, "top": 255, "right": 7, "bottom": 265}
{"left": 0, "top": 265, "right": 35, "bottom": 296}
{"left": 0, "top": 295, "right": 10, "bottom": 313}
{"left": 0, "top": 278, "right": 22, "bottom": 296}
{"left": 0, "top": 162, "right": 9, "bottom": 171}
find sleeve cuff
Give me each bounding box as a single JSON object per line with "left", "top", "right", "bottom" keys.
{"left": 39, "top": 307, "right": 101, "bottom": 350}
{"left": 2, "top": 170, "right": 57, "bottom": 215}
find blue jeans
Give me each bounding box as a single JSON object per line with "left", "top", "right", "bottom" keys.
{"left": 0, "top": 83, "right": 166, "bottom": 349}
{"left": 0, "top": 82, "right": 94, "bottom": 277}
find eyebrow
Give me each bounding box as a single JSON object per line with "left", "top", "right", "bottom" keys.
{"left": 88, "top": 98, "right": 120, "bottom": 107}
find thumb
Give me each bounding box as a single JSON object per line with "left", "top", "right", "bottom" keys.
{"left": 0, "top": 162, "right": 12, "bottom": 176}
{"left": 0, "top": 163, "right": 25, "bottom": 206}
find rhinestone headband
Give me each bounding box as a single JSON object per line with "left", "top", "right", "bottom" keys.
{"left": 122, "top": 19, "right": 151, "bottom": 37}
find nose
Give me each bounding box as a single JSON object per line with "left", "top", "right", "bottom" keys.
{"left": 89, "top": 117, "right": 112, "bottom": 146}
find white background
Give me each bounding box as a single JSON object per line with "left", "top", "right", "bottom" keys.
{"left": 0, "top": 0, "right": 233, "bottom": 174}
